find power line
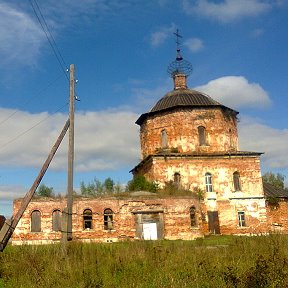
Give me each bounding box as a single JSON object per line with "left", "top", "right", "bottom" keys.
{"left": 29, "top": 0, "right": 69, "bottom": 80}
{"left": 0, "top": 102, "right": 68, "bottom": 152}
{"left": 0, "top": 73, "right": 65, "bottom": 127}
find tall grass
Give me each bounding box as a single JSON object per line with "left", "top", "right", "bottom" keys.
{"left": 1, "top": 235, "right": 288, "bottom": 287}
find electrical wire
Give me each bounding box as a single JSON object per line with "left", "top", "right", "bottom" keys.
{"left": 0, "top": 73, "right": 65, "bottom": 127}
{"left": 29, "top": 0, "right": 69, "bottom": 80}
{"left": 0, "top": 102, "right": 68, "bottom": 152}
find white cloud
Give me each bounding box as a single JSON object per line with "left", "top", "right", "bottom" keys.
{"left": 195, "top": 76, "right": 271, "bottom": 109}
{"left": 182, "top": 0, "right": 272, "bottom": 22}
{"left": 184, "top": 38, "right": 204, "bottom": 53}
{"left": 0, "top": 108, "right": 140, "bottom": 172}
{"left": 0, "top": 3, "right": 45, "bottom": 67}
{"left": 0, "top": 185, "right": 26, "bottom": 201}
{"left": 239, "top": 116, "right": 288, "bottom": 170}
{"left": 150, "top": 24, "right": 176, "bottom": 47}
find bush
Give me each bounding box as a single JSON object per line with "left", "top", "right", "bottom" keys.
{"left": 127, "top": 175, "right": 158, "bottom": 192}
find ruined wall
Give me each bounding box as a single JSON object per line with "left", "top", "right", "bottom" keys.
{"left": 266, "top": 201, "right": 288, "bottom": 232}
{"left": 12, "top": 196, "right": 203, "bottom": 245}
{"left": 215, "top": 199, "right": 267, "bottom": 235}
{"left": 133, "top": 154, "right": 268, "bottom": 235}
{"left": 140, "top": 107, "right": 239, "bottom": 159}
{"left": 140, "top": 155, "right": 263, "bottom": 198}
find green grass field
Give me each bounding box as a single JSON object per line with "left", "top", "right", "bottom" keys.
{"left": 1, "top": 234, "right": 288, "bottom": 287}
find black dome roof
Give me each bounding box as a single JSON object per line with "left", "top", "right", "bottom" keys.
{"left": 150, "top": 89, "right": 222, "bottom": 113}
{"left": 136, "top": 88, "right": 238, "bottom": 125}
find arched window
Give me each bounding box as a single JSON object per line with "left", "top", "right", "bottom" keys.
{"left": 104, "top": 209, "right": 113, "bottom": 230}
{"left": 205, "top": 173, "right": 213, "bottom": 192}
{"left": 31, "top": 210, "right": 41, "bottom": 232}
{"left": 52, "top": 210, "right": 61, "bottom": 232}
{"left": 190, "top": 206, "right": 197, "bottom": 227}
{"left": 83, "top": 209, "right": 93, "bottom": 230}
{"left": 174, "top": 172, "right": 181, "bottom": 188}
{"left": 198, "top": 126, "right": 206, "bottom": 146}
{"left": 161, "top": 129, "right": 168, "bottom": 148}
{"left": 233, "top": 172, "right": 241, "bottom": 191}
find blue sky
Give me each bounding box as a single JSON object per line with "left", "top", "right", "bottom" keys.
{"left": 0, "top": 0, "right": 287, "bottom": 216}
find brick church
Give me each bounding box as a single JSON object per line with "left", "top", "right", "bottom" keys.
{"left": 11, "top": 41, "right": 288, "bottom": 245}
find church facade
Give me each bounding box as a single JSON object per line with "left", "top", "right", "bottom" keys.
{"left": 131, "top": 67, "right": 266, "bottom": 235}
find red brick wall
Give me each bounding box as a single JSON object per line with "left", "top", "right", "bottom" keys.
{"left": 137, "top": 155, "right": 263, "bottom": 198}
{"left": 12, "top": 196, "right": 204, "bottom": 244}
{"left": 266, "top": 201, "right": 288, "bottom": 232}
{"left": 139, "top": 107, "right": 238, "bottom": 159}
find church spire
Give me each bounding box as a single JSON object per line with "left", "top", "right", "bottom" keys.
{"left": 167, "top": 29, "right": 193, "bottom": 90}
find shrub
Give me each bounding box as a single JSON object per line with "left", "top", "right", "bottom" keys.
{"left": 127, "top": 175, "right": 158, "bottom": 192}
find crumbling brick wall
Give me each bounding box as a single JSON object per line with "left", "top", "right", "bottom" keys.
{"left": 12, "top": 195, "right": 203, "bottom": 245}
{"left": 140, "top": 107, "right": 239, "bottom": 158}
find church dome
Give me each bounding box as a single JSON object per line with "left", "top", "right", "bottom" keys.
{"left": 150, "top": 88, "right": 223, "bottom": 113}
{"left": 136, "top": 88, "right": 237, "bottom": 125}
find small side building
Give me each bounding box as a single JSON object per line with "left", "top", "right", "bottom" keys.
{"left": 12, "top": 193, "right": 205, "bottom": 245}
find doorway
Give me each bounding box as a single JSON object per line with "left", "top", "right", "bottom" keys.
{"left": 208, "top": 211, "right": 220, "bottom": 234}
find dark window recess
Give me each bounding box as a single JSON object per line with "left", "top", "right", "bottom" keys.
{"left": 161, "top": 129, "right": 168, "bottom": 148}
{"left": 83, "top": 209, "right": 93, "bottom": 230}
{"left": 52, "top": 210, "right": 61, "bottom": 232}
{"left": 174, "top": 172, "right": 181, "bottom": 188}
{"left": 31, "top": 210, "right": 41, "bottom": 232}
{"left": 190, "top": 206, "right": 197, "bottom": 227}
{"left": 104, "top": 208, "right": 113, "bottom": 230}
{"left": 198, "top": 126, "right": 206, "bottom": 146}
{"left": 233, "top": 172, "right": 241, "bottom": 191}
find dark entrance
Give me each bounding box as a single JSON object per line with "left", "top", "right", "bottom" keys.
{"left": 207, "top": 211, "right": 220, "bottom": 234}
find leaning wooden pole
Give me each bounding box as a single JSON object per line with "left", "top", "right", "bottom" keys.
{"left": 67, "top": 64, "right": 75, "bottom": 241}
{"left": 0, "top": 119, "right": 70, "bottom": 252}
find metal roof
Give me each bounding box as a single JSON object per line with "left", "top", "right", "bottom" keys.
{"left": 150, "top": 89, "right": 222, "bottom": 112}
{"left": 263, "top": 182, "right": 288, "bottom": 198}
{"left": 136, "top": 88, "right": 238, "bottom": 125}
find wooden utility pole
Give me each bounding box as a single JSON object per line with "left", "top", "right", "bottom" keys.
{"left": 67, "top": 64, "right": 75, "bottom": 241}
{"left": 0, "top": 119, "right": 70, "bottom": 252}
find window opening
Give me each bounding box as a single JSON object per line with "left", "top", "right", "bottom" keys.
{"left": 83, "top": 209, "right": 93, "bottom": 230}
{"left": 190, "top": 206, "right": 197, "bottom": 227}
{"left": 52, "top": 209, "right": 61, "bottom": 232}
{"left": 233, "top": 171, "right": 241, "bottom": 191}
{"left": 104, "top": 208, "right": 113, "bottom": 230}
{"left": 198, "top": 126, "right": 206, "bottom": 146}
{"left": 238, "top": 211, "right": 246, "bottom": 227}
{"left": 31, "top": 210, "right": 41, "bottom": 232}
{"left": 174, "top": 172, "right": 181, "bottom": 189}
{"left": 205, "top": 172, "right": 213, "bottom": 192}
{"left": 161, "top": 129, "right": 168, "bottom": 148}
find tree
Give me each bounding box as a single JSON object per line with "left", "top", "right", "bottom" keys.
{"left": 35, "top": 184, "right": 54, "bottom": 197}
{"left": 80, "top": 177, "right": 115, "bottom": 196}
{"left": 127, "top": 175, "right": 158, "bottom": 192}
{"left": 103, "top": 177, "right": 114, "bottom": 193}
{"left": 262, "top": 172, "right": 286, "bottom": 189}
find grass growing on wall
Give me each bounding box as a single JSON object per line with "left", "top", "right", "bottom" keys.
{"left": 1, "top": 235, "right": 288, "bottom": 287}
